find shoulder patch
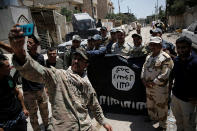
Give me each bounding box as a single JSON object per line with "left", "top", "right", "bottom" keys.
{"left": 8, "top": 79, "right": 14, "bottom": 88}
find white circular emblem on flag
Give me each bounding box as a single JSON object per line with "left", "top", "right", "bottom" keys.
{"left": 112, "top": 66, "right": 135, "bottom": 91}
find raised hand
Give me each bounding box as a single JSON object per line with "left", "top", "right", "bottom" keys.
{"left": 8, "top": 24, "right": 25, "bottom": 54}
{"left": 8, "top": 24, "right": 26, "bottom": 64}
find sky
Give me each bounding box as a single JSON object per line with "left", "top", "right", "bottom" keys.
{"left": 111, "top": 0, "right": 166, "bottom": 19}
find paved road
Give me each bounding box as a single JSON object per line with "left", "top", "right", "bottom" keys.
{"left": 27, "top": 26, "right": 179, "bottom": 131}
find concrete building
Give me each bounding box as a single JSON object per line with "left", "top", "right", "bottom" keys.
{"left": 168, "top": 5, "right": 197, "bottom": 28}
{"left": 0, "top": 5, "right": 33, "bottom": 43}
{"left": 30, "top": 7, "right": 68, "bottom": 47}
{"left": 97, "top": 0, "right": 114, "bottom": 19}
{"left": 23, "top": 0, "right": 98, "bottom": 19}
{"left": 23, "top": 0, "right": 84, "bottom": 13}
{"left": 23, "top": 0, "right": 98, "bottom": 18}
{"left": 82, "top": 0, "right": 97, "bottom": 19}
{"left": 108, "top": 0, "right": 114, "bottom": 14}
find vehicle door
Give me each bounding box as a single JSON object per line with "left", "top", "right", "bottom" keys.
{"left": 187, "top": 22, "right": 197, "bottom": 44}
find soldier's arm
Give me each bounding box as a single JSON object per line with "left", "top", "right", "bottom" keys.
{"left": 15, "top": 87, "right": 29, "bottom": 117}
{"left": 0, "top": 41, "right": 13, "bottom": 53}
{"left": 87, "top": 46, "right": 106, "bottom": 57}
{"left": 87, "top": 87, "right": 107, "bottom": 125}
{"left": 12, "top": 54, "right": 57, "bottom": 85}
{"left": 153, "top": 58, "right": 174, "bottom": 85}
{"left": 63, "top": 51, "right": 71, "bottom": 69}
{"left": 141, "top": 65, "right": 146, "bottom": 86}
{"left": 56, "top": 58, "right": 64, "bottom": 69}
{"left": 141, "top": 55, "right": 148, "bottom": 82}
{"left": 9, "top": 24, "right": 57, "bottom": 85}
{"left": 87, "top": 89, "right": 112, "bottom": 131}
{"left": 169, "top": 69, "right": 174, "bottom": 92}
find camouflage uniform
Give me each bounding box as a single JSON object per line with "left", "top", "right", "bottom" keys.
{"left": 45, "top": 57, "right": 64, "bottom": 69}
{"left": 23, "top": 89, "right": 48, "bottom": 131}
{"left": 62, "top": 47, "right": 75, "bottom": 70}
{"left": 141, "top": 51, "right": 174, "bottom": 128}
{"left": 102, "top": 36, "right": 110, "bottom": 46}
{"left": 136, "top": 23, "right": 141, "bottom": 34}
{"left": 129, "top": 44, "right": 149, "bottom": 58}
{"left": 13, "top": 55, "right": 107, "bottom": 131}
{"left": 111, "top": 42, "right": 132, "bottom": 56}
{"left": 21, "top": 53, "right": 49, "bottom": 131}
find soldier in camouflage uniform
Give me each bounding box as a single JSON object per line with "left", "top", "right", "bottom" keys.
{"left": 23, "top": 35, "right": 49, "bottom": 131}
{"left": 136, "top": 22, "right": 141, "bottom": 34}
{"left": 9, "top": 25, "right": 112, "bottom": 131}
{"left": 141, "top": 37, "right": 174, "bottom": 130}
{"left": 62, "top": 35, "right": 81, "bottom": 69}
{"left": 100, "top": 26, "right": 110, "bottom": 46}
{"left": 129, "top": 33, "right": 149, "bottom": 58}
{"left": 106, "top": 28, "right": 117, "bottom": 54}
{"left": 111, "top": 29, "right": 132, "bottom": 57}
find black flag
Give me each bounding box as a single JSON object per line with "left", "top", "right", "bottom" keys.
{"left": 87, "top": 54, "right": 147, "bottom": 114}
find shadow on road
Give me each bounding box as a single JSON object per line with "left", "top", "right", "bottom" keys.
{"left": 105, "top": 113, "right": 159, "bottom": 131}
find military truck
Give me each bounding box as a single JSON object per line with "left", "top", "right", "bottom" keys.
{"left": 65, "top": 13, "right": 99, "bottom": 41}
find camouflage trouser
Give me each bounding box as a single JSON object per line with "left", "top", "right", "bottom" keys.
{"left": 146, "top": 85, "right": 168, "bottom": 128}
{"left": 47, "top": 121, "right": 99, "bottom": 131}
{"left": 23, "top": 89, "right": 49, "bottom": 131}
{"left": 171, "top": 95, "right": 197, "bottom": 131}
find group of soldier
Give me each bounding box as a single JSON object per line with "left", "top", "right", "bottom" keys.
{"left": 0, "top": 23, "right": 197, "bottom": 131}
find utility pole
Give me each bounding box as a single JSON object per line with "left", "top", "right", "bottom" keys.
{"left": 33, "top": 0, "right": 35, "bottom": 7}
{"left": 155, "top": 2, "right": 157, "bottom": 21}
{"left": 118, "top": 0, "right": 120, "bottom": 14}
{"left": 156, "top": 0, "right": 158, "bottom": 20}
{"left": 165, "top": 0, "right": 168, "bottom": 29}
{"left": 127, "top": 6, "right": 131, "bottom": 14}
{"left": 91, "top": 0, "right": 94, "bottom": 19}
{"left": 127, "top": 6, "right": 129, "bottom": 13}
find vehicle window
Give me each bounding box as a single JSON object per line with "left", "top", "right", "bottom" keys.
{"left": 78, "top": 23, "right": 85, "bottom": 30}
{"left": 195, "top": 26, "right": 197, "bottom": 32}
{"left": 86, "top": 22, "right": 90, "bottom": 28}
{"left": 78, "top": 20, "right": 92, "bottom": 30}
{"left": 188, "top": 22, "right": 197, "bottom": 32}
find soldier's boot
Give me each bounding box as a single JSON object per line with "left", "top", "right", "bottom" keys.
{"left": 158, "top": 114, "right": 167, "bottom": 130}
{"left": 30, "top": 116, "right": 41, "bottom": 131}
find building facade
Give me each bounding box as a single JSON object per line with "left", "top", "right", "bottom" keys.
{"left": 97, "top": 0, "right": 114, "bottom": 19}
{"left": 23, "top": 0, "right": 98, "bottom": 19}
{"left": 23, "top": 0, "right": 83, "bottom": 13}
{"left": 82, "top": 0, "right": 97, "bottom": 19}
